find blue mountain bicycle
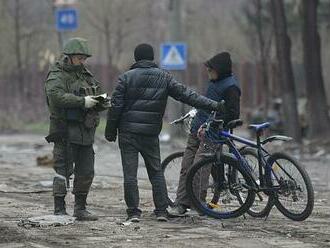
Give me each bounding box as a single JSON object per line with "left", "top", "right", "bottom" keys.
{"left": 186, "top": 112, "right": 314, "bottom": 221}
{"left": 161, "top": 111, "right": 261, "bottom": 216}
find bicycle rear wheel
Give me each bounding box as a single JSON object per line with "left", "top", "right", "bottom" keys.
{"left": 161, "top": 151, "right": 184, "bottom": 207}
{"left": 186, "top": 153, "right": 255, "bottom": 219}
{"left": 240, "top": 147, "right": 273, "bottom": 218}
{"left": 266, "top": 152, "right": 314, "bottom": 221}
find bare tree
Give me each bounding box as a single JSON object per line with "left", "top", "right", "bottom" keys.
{"left": 302, "top": 0, "right": 330, "bottom": 139}
{"left": 83, "top": 0, "right": 115, "bottom": 71}
{"left": 13, "top": 0, "right": 23, "bottom": 95}
{"left": 80, "top": 0, "right": 169, "bottom": 91}
{"left": 184, "top": 0, "right": 250, "bottom": 63}
{"left": 270, "top": 0, "right": 301, "bottom": 142}
{"left": 6, "top": 0, "right": 53, "bottom": 95}
{"left": 0, "top": 0, "right": 54, "bottom": 123}
{"left": 241, "top": 0, "right": 273, "bottom": 117}
{"left": 82, "top": 0, "right": 136, "bottom": 77}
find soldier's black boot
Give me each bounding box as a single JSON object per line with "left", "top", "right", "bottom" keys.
{"left": 54, "top": 196, "right": 68, "bottom": 215}
{"left": 73, "top": 194, "right": 98, "bottom": 221}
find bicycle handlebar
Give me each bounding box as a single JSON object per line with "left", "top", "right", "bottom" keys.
{"left": 205, "top": 115, "right": 224, "bottom": 132}
{"left": 205, "top": 110, "right": 224, "bottom": 130}
{"left": 170, "top": 109, "right": 197, "bottom": 125}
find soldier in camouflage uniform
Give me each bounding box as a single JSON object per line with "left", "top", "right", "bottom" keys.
{"left": 45, "top": 37, "right": 105, "bottom": 221}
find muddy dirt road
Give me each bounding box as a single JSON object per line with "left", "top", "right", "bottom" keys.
{"left": 0, "top": 134, "right": 329, "bottom": 248}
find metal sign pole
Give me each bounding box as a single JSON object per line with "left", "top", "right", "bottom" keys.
{"left": 167, "top": 0, "right": 185, "bottom": 138}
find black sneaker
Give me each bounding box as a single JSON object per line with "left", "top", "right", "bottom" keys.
{"left": 156, "top": 212, "right": 169, "bottom": 222}
{"left": 126, "top": 214, "right": 140, "bottom": 223}
{"left": 167, "top": 205, "right": 187, "bottom": 217}
{"left": 73, "top": 209, "right": 98, "bottom": 221}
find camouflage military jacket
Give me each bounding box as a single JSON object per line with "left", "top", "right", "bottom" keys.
{"left": 45, "top": 57, "right": 103, "bottom": 145}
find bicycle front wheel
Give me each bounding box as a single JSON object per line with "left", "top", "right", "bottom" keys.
{"left": 266, "top": 152, "right": 314, "bottom": 221}
{"left": 161, "top": 151, "right": 184, "bottom": 207}
{"left": 186, "top": 153, "right": 255, "bottom": 219}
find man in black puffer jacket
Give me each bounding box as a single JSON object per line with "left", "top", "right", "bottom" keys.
{"left": 105, "top": 43, "right": 223, "bottom": 222}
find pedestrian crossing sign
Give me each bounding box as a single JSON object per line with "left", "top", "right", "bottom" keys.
{"left": 160, "top": 43, "right": 187, "bottom": 70}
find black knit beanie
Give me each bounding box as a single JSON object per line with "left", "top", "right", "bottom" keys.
{"left": 205, "top": 52, "right": 232, "bottom": 74}
{"left": 134, "top": 43, "right": 154, "bottom": 62}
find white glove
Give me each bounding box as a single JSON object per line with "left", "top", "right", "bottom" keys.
{"left": 84, "top": 96, "right": 98, "bottom": 108}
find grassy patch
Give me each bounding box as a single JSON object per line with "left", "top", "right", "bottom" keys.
{"left": 23, "top": 121, "right": 49, "bottom": 134}
{"left": 21, "top": 118, "right": 107, "bottom": 135}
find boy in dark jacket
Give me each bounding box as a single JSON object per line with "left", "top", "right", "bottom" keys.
{"left": 168, "top": 52, "right": 241, "bottom": 216}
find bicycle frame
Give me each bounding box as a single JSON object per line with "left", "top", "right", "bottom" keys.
{"left": 206, "top": 129, "right": 282, "bottom": 194}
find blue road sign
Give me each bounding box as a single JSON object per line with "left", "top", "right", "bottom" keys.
{"left": 56, "top": 8, "right": 78, "bottom": 31}
{"left": 160, "top": 43, "right": 187, "bottom": 70}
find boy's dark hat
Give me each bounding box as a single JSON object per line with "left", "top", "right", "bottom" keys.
{"left": 205, "top": 52, "right": 232, "bottom": 74}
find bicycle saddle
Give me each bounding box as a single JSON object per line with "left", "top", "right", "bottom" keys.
{"left": 248, "top": 122, "right": 271, "bottom": 132}
{"left": 226, "top": 119, "right": 243, "bottom": 130}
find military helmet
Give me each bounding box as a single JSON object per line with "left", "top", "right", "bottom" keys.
{"left": 63, "top": 37, "right": 92, "bottom": 57}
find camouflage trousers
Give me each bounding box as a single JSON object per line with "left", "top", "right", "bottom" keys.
{"left": 52, "top": 141, "right": 95, "bottom": 197}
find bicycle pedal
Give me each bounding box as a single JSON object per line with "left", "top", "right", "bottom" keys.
{"left": 208, "top": 202, "right": 221, "bottom": 209}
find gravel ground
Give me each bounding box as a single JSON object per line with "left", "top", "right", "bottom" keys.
{"left": 0, "top": 133, "right": 329, "bottom": 248}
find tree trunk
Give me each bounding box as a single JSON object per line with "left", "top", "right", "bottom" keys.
{"left": 270, "top": 0, "right": 301, "bottom": 142}
{"left": 14, "top": 0, "right": 24, "bottom": 98}
{"left": 255, "top": 0, "right": 270, "bottom": 118}
{"left": 104, "top": 17, "right": 113, "bottom": 85}
{"left": 302, "top": 0, "right": 330, "bottom": 139}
